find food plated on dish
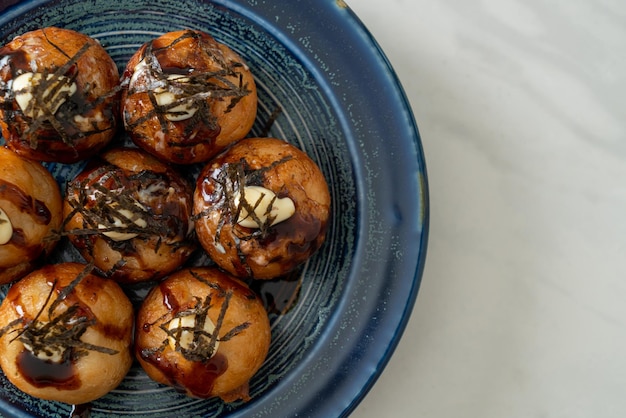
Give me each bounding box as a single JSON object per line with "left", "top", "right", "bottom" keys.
{"left": 0, "top": 24, "right": 331, "bottom": 411}
{"left": 0, "top": 27, "right": 120, "bottom": 163}
{"left": 0, "top": 1, "right": 427, "bottom": 417}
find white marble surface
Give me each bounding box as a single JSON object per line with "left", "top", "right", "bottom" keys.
{"left": 348, "top": 1, "right": 626, "bottom": 417}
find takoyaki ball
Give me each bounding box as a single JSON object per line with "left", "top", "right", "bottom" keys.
{"left": 0, "top": 262, "right": 134, "bottom": 405}
{"left": 63, "top": 147, "right": 196, "bottom": 283}
{"left": 135, "top": 267, "right": 270, "bottom": 402}
{"left": 0, "top": 147, "right": 62, "bottom": 284}
{"left": 121, "top": 29, "right": 257, "bottom": 164}
{"left": 193, "top": 137, "right": 331, "bottom": 279}
{"left": 0, "top": 27, "right": 120, "bottom": 163}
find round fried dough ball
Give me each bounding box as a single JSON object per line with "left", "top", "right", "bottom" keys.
{"left": 193, "top": 137, "right": 331, "bottom": 279}
{"left": 121, "top": 29, "right": 257, "bottom": 164}
{"left": 0, "top": 147, "right": 62, "bottom": 284}
{"left": 63, "top": 147, "right": 196, "bottom": 283}
{"left": 0, "top": 27, "right": 120, "bottom": 163}
{"left": 0, "top": 262, "right": 134, "bottom": 405}
{"left": 135, "top": 267, "right": 270, "bottom": 402}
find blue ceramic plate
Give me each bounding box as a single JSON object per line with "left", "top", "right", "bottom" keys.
{"left": 0, "top": 0, "right": 428, "bottom": 417}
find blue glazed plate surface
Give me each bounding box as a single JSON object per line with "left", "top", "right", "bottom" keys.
{"left": 0, "top": 1, "right": 428, "bottom": 417}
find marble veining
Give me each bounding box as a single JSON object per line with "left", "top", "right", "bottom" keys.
{"left": 350, "top": 0, "right": 626, "bottom": 417}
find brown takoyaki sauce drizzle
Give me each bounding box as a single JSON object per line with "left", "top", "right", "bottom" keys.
{"left": 0, "top": 264, "right": 118, "bottom": 388}
{"left": 194, "top": 156, "right": 293, "bottom": 276}
{"left": 0, "top": 180, "right": 52, "bottom": 225}
{"left": 250, "top": 268, "right": 303, "bottom": 316}
{"left": 70, "top": 403, "right": 92, "bottom": 418}
{"left": 0, "top": 178, "right": 54, "bottom": 257}
{"left": 59, "top": 162, "right": 192, "bottom": 256}
{"left": 196, "top": 156, "right": 293, "bottom": 239}
{"left": 124, "top": 30, "right": 251, "bottom": 146}
{"left": 139, "top": 271, "right": 251, "bottom": 397}
{"left": 16, "top": 350, "right": 79, "bottom": 389}
{"left": 0, "top": 29, "right": 119, "bottom": 148}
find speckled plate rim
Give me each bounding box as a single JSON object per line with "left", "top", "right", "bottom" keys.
{"left": 0, "top": 1, "right": 429, "bottom": 417}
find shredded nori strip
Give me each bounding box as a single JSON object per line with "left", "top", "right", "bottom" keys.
{"left": 0, "top": 263, "right": 119, "bottom": 361}
{"left": 0, "top": 28, "right": 119, "bottom": 148}
{"left": 142, "top": 271, "right": 250, "bottom": 362}
{"left": 194, "top": 156, "right": 293, "bottom": 243}
{"left": 57, "top": 164, "right": 188, "bottom": 257}
{"left": 191, "top": 156, "right": 293, "bottom": 277}
{"left": 124, "top": 30, "right": 251, "bottom": 142}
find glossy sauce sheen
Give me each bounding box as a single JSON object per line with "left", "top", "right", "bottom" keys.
{"left": 7, "top": 271, "right": 118, "bottom": 390}
{"left": 139, "top": 280, "right": 231, "bottom": 397}
{"left": 17, "top": 350, "right": 79, "bottom": 389}
{"left": 249, "top": 269, "right": 302, "bottom": 316}
{"left": 0, "top": 180, "right": 51, "bottom": 258}
{"left": 68, "top": 161, "right": 191, "bottom": 251}
{"left": 0, "top": 29, "right": 120, "bottom": 164}
{"left": 141, "top": 350, "right": 228, "bottom": 398}
{"left": 70, "top": 403, "right": 92, "bottom": 418}
{"left": 0, "top": 180, "right": 52, "bottom": 225}
{"left": 83, "top": 163, "right": 188, "bottom": 227}
{"left": 125, "top": 31, "right": 228, "bottom": 143}
{"left": 0, "top": 48, "right": 28, "bottom": 128}
{"left": 199, "top": 170, "right": 326, "bottom": 277}
{"left": 259, "top": 211, "right": 324, "bottom": 254}
{"left": 160, "top": 281, "right": 181, "bottom": 312}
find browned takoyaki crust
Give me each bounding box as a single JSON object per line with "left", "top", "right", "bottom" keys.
{"left": 0, "top": 27, "right": 120, "bottom": 163}
{"left": 0, "top": 147, "right": 63, "bottom": 284}
{"left": 134, "top": 267, "right": 270, "bottom": 402}
{"left": 0, "top": 262, "right": 134, "bottom": 405}
{"left": 121, "top": 29, "right": 257, "bottom": 165}
{"left": 193, "top": 137, "right": 331, "bottom": 279}
{"left": 62, "top": 147, "right": 196, "bottom": 283}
